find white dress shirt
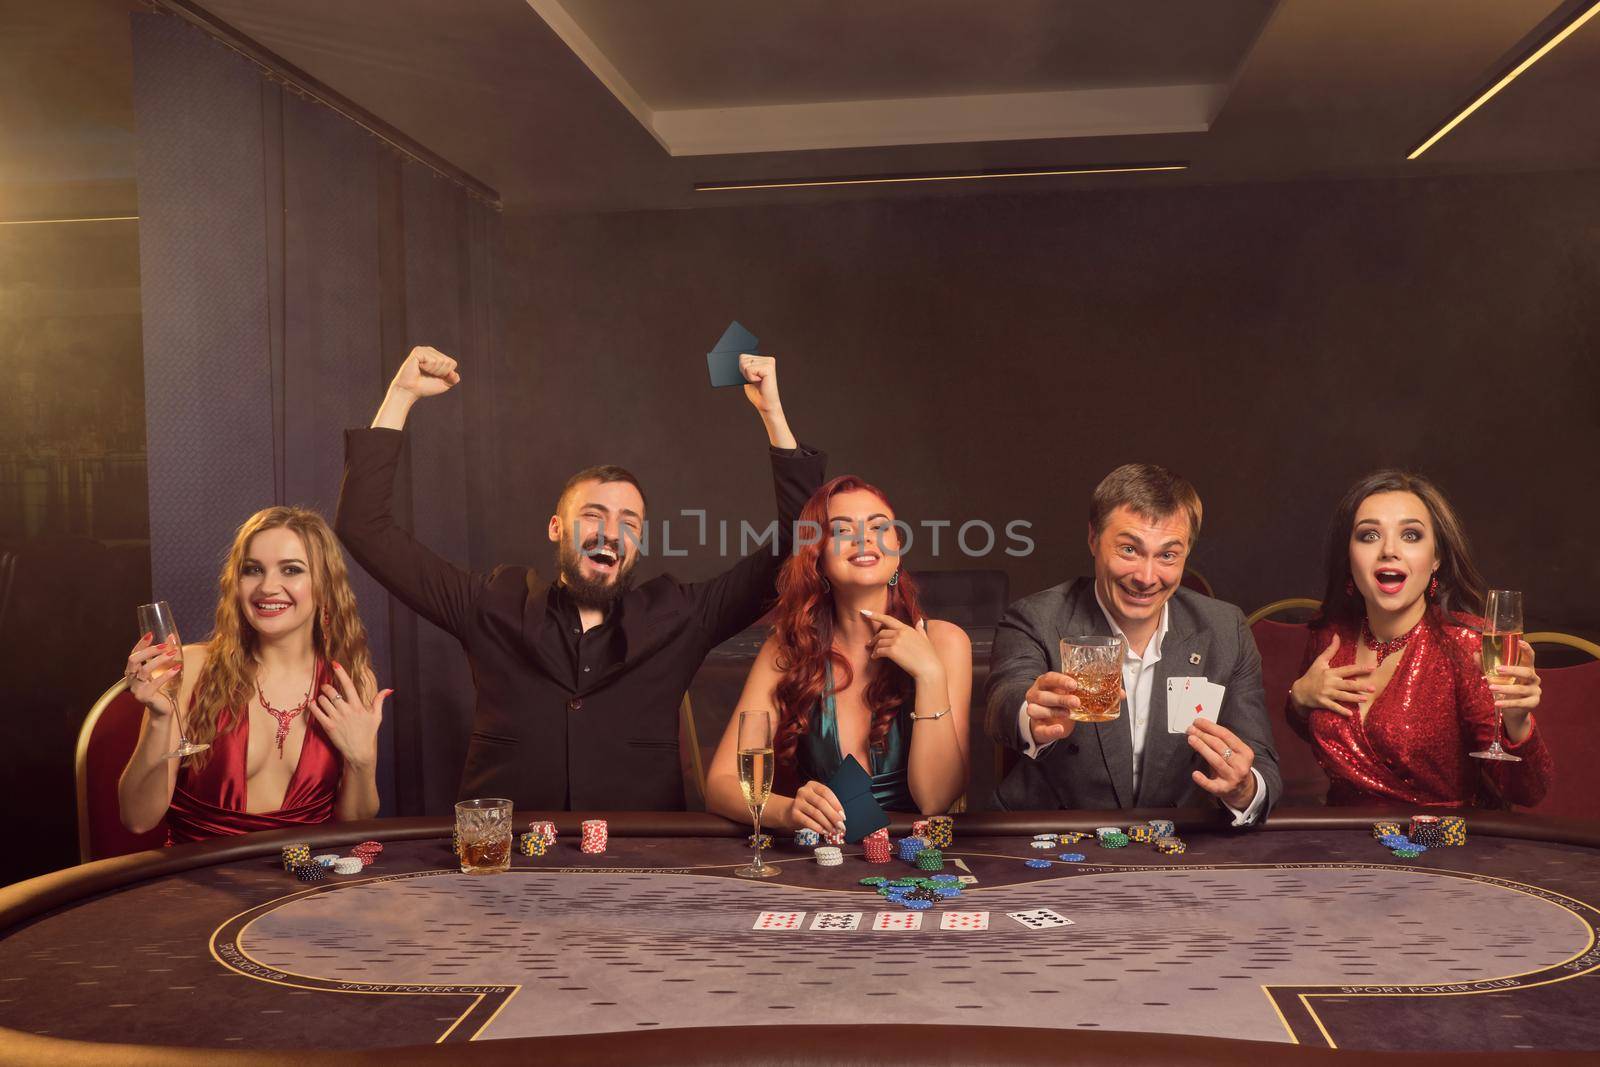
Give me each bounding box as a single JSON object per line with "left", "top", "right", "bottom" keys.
{"left": 1018, "top": 583, "right": 1266, "bottom": 825}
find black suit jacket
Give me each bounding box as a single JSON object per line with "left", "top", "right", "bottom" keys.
{"left": 335, "top": 428, "right": 826, "bottom": 810}
{"left": 984, "top": 578, "right": 1281, "bottom": 818}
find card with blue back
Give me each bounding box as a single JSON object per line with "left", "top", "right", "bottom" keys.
{"left": 827, "top": 754, "right": 891, "bottom": 843}
{"left": 707, "top": 320, "right": 758, "bottom": 387}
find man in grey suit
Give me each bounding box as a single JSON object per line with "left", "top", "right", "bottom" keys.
{"left": 986, "top": 464, "right": 1280, "bottom": 823}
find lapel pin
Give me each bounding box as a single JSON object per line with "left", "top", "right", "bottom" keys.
{"left": 1189, "top": 653, "right": 1202, "bottom": 666}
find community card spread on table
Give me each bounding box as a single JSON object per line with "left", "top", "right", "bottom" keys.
{"left": 939, "top": 911, "right": 990, "bottom": 931}
{"left": 872, "top": 911, "right": 923, "bottom": 931}
{"left": 826, "top": 754, "right": 891, "bottom": 843}
{"left": 1006, "top": 908, "right": 1073, "bottom": 931}
{"left": 707, "top": 320, "right": 759, "bottom": 387}
{"left": 809, "top": 911, "right": 863, "bottom": 931}
{"left": 1166, "top": 677, "right": 1225, "bottom": 732}
{"left": 753, "top": 910, "right": 806, "bottom": 931}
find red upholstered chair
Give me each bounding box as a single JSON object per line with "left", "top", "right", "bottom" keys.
{"left": 1522, "top": 632, "right": 1600, "bottom": 821}
{"left": 1247, "top": 599, "right": 1328, "bottom": 807}
{"left": 76, "top": 679, "right": 168, "bottom": 862}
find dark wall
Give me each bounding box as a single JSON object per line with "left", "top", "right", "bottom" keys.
{"left": 495, "top": 170, "right": 1600, "bottom": 636}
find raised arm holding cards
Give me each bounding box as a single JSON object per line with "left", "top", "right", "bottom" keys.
{"left": 335, "top": 344, "right": 826, "bottom": 810}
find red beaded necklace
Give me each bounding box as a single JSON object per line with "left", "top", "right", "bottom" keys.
{"left": 1360, "top": 618, "right": 1419, "bottom": 665}
{"left": 255, "top": 662, "right": 319, "bottom": 756}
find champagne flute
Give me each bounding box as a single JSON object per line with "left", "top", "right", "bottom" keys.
{"left": 1470, "top": 589, "right": 1524, "bottom": 763}
{"left": 735, "top": 709, "right": 778, "bottom": 879}
{"left": 136, "top": 601, "right": 208, "bottom": 759}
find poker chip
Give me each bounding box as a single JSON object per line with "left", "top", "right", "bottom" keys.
{"left": 1032, "top": 833, "right": 1059, "bottom": 842}
{"left": 1057, "top": 852, "right": 1086, "bottom": 862}
{"left": 913, "top": 848, "right": 944, "bottom": 871}
{"left": 1149, "top": 820, "right": 1176, "bottom": 839}
{"left": 911, "top": 819, "right": 931, "bottom": 838}
{"left": 331, "top": 857, "right": 364, "bottom": 875}
{"left": 1371, "top": 820, "right": 1403, "bottom": 839}
{"left": 1154, "top": 839, "right": 1187, "bottom": 856}
{"left": 814, "top": 846, "right": 843, "bottom": 867}
{"left": 859, "top": 876, "right": 888, "bottom": 886}
{"left": 929, "top": 873, "right": 959, "bottom": 884}
{"left": 902, "top": 898, "right": 933, "bottom": 910}
{"left": 352, "top": 840, "right": 383, "bottom": 854}
{"left": 1094, "top": 826, "right": 1122, "bottom": 838}
{"left": 1408, "top": 815, "right": 1444, "bottom": 848}
{"left": 1029, "top": 840, "right": 1056, "bottom": 850}
{"left": 580, "top": 819, "right": 608, "bottom": 855}
{"left": 821, "top": 829, "right": 846, "bottom": 847}
{"left": 1439, "top": 815, "right": 1467, "bottom": 846}
{"left": 281, "top": 844, "right": 311, "bottom": 870}
{"left": 747, "top": 833, "right": 774, "bottom": 850}
{"left": 1128, "top": 823, "right": 1156, "bottom": 843}
{"left": 1058, "top": 831, "right": 1089, "bottom": 844}
{"left": 450, "top": 828, "right": 461, "bottom": 856}
{"left": 312, "top": 854, "right": 339, "bottom": 868}
{"left": 1025, "top": 858, "right": 1053, "bottom": 869}
{"left": 1392, "top": 848, "right": 1424, "bottom": 859}
{"left": 527, "top": 820, "right": 557, "bottom": 844}
{"left": 518, "top": 832, "right": 549, "bottom": 857}
{"left": 292, "top": 862, "right": 327, "bottom": 883}
{"left": 1099, "top": 831, "right": 1129, "bottom": 849}
{"left": 895, "top": 836, "right": 928, "bottom": 862}
{"left": 887, "top": 878, "right": 919, "bottom": 887}
{"left": 357, "top": 853, "right": 375, "bottom": 867}
{"left": 794, "top": 828, "right": 821, "bottom": 847}
{"left": 926, "top": 815, "right": 954, "bottom": 849}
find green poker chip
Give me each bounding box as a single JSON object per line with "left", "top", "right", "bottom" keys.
{"left": 1392, "top": 848, "right": 1424, "bottom": 858}
{"left": 1101, "top": 832, "right": 1129, "bottom": 848}
{"left": 888, "top": 878, "right": 919, "bottom": 887}
{"left": 859, "top": 876, "right": 887, "bottom": 886}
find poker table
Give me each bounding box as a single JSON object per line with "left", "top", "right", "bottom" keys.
{"left": 2, "top": 810, "right": 1598, "bottom": 1066}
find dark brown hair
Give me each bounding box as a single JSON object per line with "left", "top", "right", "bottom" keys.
{"left": 1089, "top": 463, "right": 1203, "bottom": 545}
{"left": 1316, "top": 470, "right": 1487, "bottom": 631}
{"left": 555, "top": 464, "right": 647, "bottom": 516}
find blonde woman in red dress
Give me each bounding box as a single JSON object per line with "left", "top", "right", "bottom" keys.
{"left": 118, "top": 507, "right": 391, "bottom": 842}
{"left": 1288, "top": 471, "right": 1550, "bottom": 807}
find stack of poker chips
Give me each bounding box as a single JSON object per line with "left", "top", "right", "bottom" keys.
{"left": 1154, "top": 838, "right": 1187, "bottom": 856}
{"left": 1058, "top": 831, "right": 1090, "bottom": 845}
{"left": 1033, "top": 833, "right": 1059, "bottom": 844}
{"left": 528, "top": 821, "right": 558, "bottom": 846}
{"left": 1409, "top": 815, "right": 1444, "bottom": 848}
{"left": 1371, "top": 820, "right": 1403, "bottom": 839}
{"left": 895, "top": 836, "right": 928, "bottom": 863}
{"left": 911, "top": 819, "right": 932, "bottom": 839}
{"left": 862, "top": 827, "right": 892, "bottom": 864}
{"left": 1057, "top": 851, "right": 1086, "bottom": 862}
{"left": 793, "top": 828, "right": 821, "bottom": 847}
{"left": 1149, "top": 820, "right": 1177, "bottom": 840}
{"left": 294, "top": 862, "right": 328, "bottom": 883}
{"left": 1128, "top": 823, "right": 1157, "bottom": 844}
{"left": 868, "top": 873, "right": 961, "bottom": 909}
{"left": 1029, "top": 839, "right": 1055, "bottom": 850}
{"left": 814, "top": 845, "right": 843, "bottom": 867}
{"left": 1096, "top": 827, "right": 1129, "bottom": 849}
{"left": 351, "top": 841, "right": 383, "bottom": 867}
{"left": 913, "top": 847, "right": 944, "bottom": 871}
{"left": 312, "top": 853, "right": 340, "bottom": 868}
{"left": 580, "top": 819, "right": 608, "bottom": 854}
{"left": 747, "top": 833, "right": 774, "bottom": 850}
{"left": 332, "top": 856, "right": 364, "bottom": 875}
{"left": 281, "top": 843, "right": 311, "bottom": 871}
{"left": 926, "top": 815, "right": 954, "bottom": 849}
{"left": 821, "top": 829, "right": 846, "bottom": 846}
{"left": 518, "top": 831, "right": 549, "bottom": 857}
{"left": 1439, "top": 815, "right": 1468, "bottom": 846}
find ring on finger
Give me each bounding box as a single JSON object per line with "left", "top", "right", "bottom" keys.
{"left": 1221, "top": 746, "right": 1234, "bottom": 759}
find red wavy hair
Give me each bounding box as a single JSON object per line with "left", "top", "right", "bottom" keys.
{"left": 771, "top": 476, "right": 924, "bottom": 768}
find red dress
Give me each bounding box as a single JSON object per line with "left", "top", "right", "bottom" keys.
{"left": 1290, "top": 615, "right": 1552, "bottom": 808}
{"left": 166, "top": 664, "right": 344, "bottom": 843}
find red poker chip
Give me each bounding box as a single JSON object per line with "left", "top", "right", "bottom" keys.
{"left": 352, "top": 841, "right": 383, "bottom": 854}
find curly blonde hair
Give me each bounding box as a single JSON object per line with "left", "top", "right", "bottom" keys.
{"left": 185, "top": 506, "right": 373, "bottom": 766}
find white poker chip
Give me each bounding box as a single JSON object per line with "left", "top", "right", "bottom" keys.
{"left": 813, "top": 846, "right": 843, "bottom": 866}
{"left": 331, "top": 857, "right": 364, "bottom": 875}
{"left": 1032, "top": 834, "right": 1059, "bottom": 841}
{"left": 1095, "top": 826, "right": 1122, "bottom": 837}
{"left": 1029, "top": 840, "right": 1055, "bottom": 849}
{"left": 312, "top": 854, "right": 339, "bottom": 867}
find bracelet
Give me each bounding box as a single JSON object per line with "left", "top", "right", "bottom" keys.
{"left": 910, "top": 707, "right": 951, "bottom": 722}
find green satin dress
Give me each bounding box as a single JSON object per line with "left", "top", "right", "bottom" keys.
{"left": 796, "top": 661, "right": 916, "bottom": 812}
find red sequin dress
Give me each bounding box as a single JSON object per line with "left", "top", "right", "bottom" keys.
{"left": 166, "top": 663, "right": 344, "bottom": 843}
{"left": 1289, "top": 615, "right": 1552, "bottom": 807}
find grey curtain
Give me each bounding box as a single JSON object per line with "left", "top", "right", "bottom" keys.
{"left": 132, "top": 12, "right": 499, "bottom": 815}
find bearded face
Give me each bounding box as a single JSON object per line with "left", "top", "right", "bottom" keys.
{"left": 548, "top": 477, "right": 646, "bottom": 610}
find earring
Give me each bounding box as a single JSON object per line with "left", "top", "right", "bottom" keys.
{"left": 888, "top": 570, "right": 899, "bottom": 587}
{"left": 1345, "top": 577, "right": 1355, "bottom": 596}
{"left": 1428, "top": 576, "right": 1439, "bottom": 599}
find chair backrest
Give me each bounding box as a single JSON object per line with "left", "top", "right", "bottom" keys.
{"left": 1246, "top": 597, "right": 1323, "bottom": 628}
{"left": 76, "top": 679, "right": 168, "bottom": 862}
{"left": 1249, "top": 617, "right": 1329, "bottom": 806}
{"left": 679, "top": 692, "right": 708, "bottom": 810}
{"left": 1521, "top": 633, "right": 1600, "bottom": 820}
{"left": 1180, "top": 568, "right": 1214, "bottom": 598}
{"left": 908, "top": 569, "right": 1009, "bottom": 630}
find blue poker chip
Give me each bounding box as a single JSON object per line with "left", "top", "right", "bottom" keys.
{"left": 929, "top": 874, "right": 960, "bottom": 884}
{"left": 933, "top": 886, "right": 963, "bottom": 897}
{"left": 1025, "top": 858, "right": 1052, "bottom": 868}
{"left": 902, "top": 898, "right": 933, "bottom": 910}
{"left": 1057, "top": 853, "right": 1086, "bottom": 862}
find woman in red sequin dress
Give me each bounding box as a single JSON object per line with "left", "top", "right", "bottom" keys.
{"left": 118, "top": 507, "right": 392, "bottom": 842}
{"left": 1287, "top": 472, "right": 1550, "bottom": 807}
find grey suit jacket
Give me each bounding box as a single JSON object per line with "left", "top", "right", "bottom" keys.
{"left": 984, "top": 577, "right": 1281, "bottom": 818}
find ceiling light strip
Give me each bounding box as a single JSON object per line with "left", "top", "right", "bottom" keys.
{"left": 696, "top": 164, "right": 1188, "bottom": 193}
{"left": 1409, "top": 0, "right": 1600, "bottom": 160}
{"left": 0, "top": 216, "right": 140, "bottom": 226}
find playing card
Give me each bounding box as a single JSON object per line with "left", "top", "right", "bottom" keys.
{"left": 1006, "top": 908, "right": 1073, "bottom": 930}
{"left": 1167, "top": 677, "right": 1225, "bottom": 732}
{"left": 707, "top": 349, "right": 746, "bottom": 388}
{"left": 1195, "top": 681, "right": 1225, "bottom": 723}
{"left": 939, "top": 911, "right": 989, "bottom": 931}
{"left": 710, "top": 320, "right": 758, "bottom": 354}
{"left": 871, "top": 911, "right": 923, "bottom": 931}
{"left": 808, "top": 911, "right": 862, "bottom": 932}
{"left": 753, "top": 910, "right": 806, "bottom": 931}
{"left": 826, "top": 754, "right": 891, "bottom": 843}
